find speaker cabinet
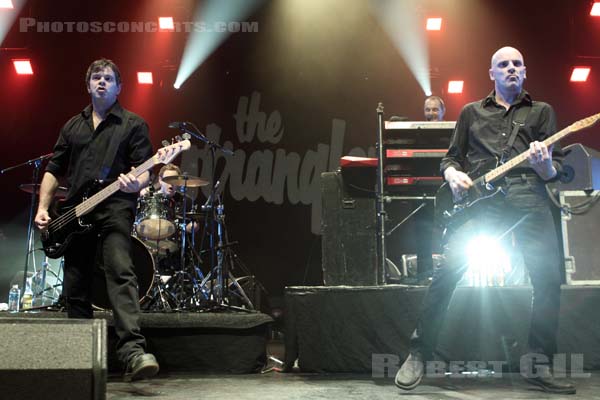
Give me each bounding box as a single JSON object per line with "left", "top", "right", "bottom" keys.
{"left": 560, "top": 191, "right": 600, "bottom": 284}
{"left": 0, "top": 317, "right": 107, "bottom": 400}
{"left": 321, "top": 171, "right": 378, "bottom": 286}
{"left": 554, "top": 143, "right": 600, "bottom": 191}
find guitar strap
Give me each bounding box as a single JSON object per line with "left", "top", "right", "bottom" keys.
{"left": 501, "top": 104, "right": 531, "bottom": 164}
{"left": 98, "top": 114, "right": 130, "bottom": 181}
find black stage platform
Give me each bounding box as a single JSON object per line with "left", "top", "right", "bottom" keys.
{"left": 284, "top": 285, "right": 600, "bottom": 373}
{"left": 0, "top": 310, "right": 273, "bottom": 374}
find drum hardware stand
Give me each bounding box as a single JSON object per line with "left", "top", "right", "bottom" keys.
{"left": 199, "top": 193, "right": 257, "bottom": 311}
{"left": 161, "top": 179, "right": 210, "bottom": 310}
{"left": 141, "top": 272, "right": 176, "bottom": 311}
{"left": 1, "top": 153, "right": 55, "bottom": 304}
{"left": 169, "top": 122, "right": 257, "bottom": 311}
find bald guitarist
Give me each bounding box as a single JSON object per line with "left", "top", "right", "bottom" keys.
{"left": 394, "top": 47, "right": 576, "bottom": 394}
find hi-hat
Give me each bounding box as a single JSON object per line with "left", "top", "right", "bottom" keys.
{"left": 19, "top": 183, "right": 68, "bottom": 198}
{"left": 163, "top": 175, "right": 209, "bottom": 187}
{"left": 176, "top": 211, "right": 205, "bottom": 220}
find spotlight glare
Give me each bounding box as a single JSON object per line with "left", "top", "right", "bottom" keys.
{"left": 448, "top": 80, "right": 464, "bottom": 93}
{"left": 591, "top": 2, "right": 600, "bottom": 16}
{"left": 465, "top": 235, "right": 511, "bottom": 287}
{"left": 0, "top": 0, "right": 14, "bottom": 9}
{"left": 13, "top": 59, "right": 33, "bottom": 75}
{"left": 137, "top": 72, "right": 153, "bottom": 85}
{"left": 158, "top": 16, "right": 175, "bottom": 31}
{"left": 426, "top": 17, "right": 442, "bottom": 31}
{"left": 570, "top": 67, "right": 590, "bottom": 82}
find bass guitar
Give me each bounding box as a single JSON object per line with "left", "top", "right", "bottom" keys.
{"left": 41, "top": 139, "right": 191, "bottom": 258}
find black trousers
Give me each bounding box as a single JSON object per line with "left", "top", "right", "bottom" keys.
{"left": 63, "top": 201, "right": 146, "bottom": 365}
{"left": 410, "top": 176, "right": 562, "bottom": 361}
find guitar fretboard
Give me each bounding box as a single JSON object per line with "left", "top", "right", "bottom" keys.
{"left": 74, "top": 156, "right": 156, "bottom": 217}
{"left": 484, "top": 112, "right": 600, "bottom": 183}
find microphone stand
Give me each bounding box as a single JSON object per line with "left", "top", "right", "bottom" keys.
{"left": 1, "top": 153, "right": 54, "bottom": 307}
{"left": 375, "top": 103, "right": 387, "bottom": 285}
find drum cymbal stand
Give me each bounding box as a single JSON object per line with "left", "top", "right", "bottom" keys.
{"left": 168, "top": 122, "right": 254, "bottom": 311}
{"left": 200, "top": 192, "right": 255, "bottom": 311}
{"left": 169, "top": 176, "right": 208, "bottom": 310}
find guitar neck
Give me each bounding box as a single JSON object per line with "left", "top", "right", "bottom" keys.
{"left": 483, "top": 124, "right": 573, "bottom": 183}
{"left": 74, "top": 157, "right": 155, "bottom": 217}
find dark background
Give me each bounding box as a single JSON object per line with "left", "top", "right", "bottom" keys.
{"left": 1, "top": 0, "right": 600, "bottom": 305}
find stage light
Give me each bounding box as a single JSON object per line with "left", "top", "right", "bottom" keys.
{"left": 448, "top": 80, "right": 463, "bottom": 93}
{"left": 590, "top": 2, "right": 600, "bottom": 16}
{"left": 174, "top": 0, "right": 262, "bottom": 89}
{"left": 570, "top": 67, "right": 590, "bottom": 82}
{"left": 426, "top": 17, "right": 442, "bottom": 31}
{"left": 0, "top": 0, "right": 14, "bottom": 9}
{"left": 137, "top": 72, "right": 153, "bottom": 85}
{"left": 369, "top": 1, "right": 431, "bottom": 97}
{"left": 158, "top": 16, "right": 174, "bottom": 31}
{"left": 13, "top": 59, "right": 33, "bottom": 75}
{"left": 465, "top": 235, "right": 511, "bottom": 287}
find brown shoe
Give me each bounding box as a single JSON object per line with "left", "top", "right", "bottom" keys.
{"left": 123, "top": 353, "right": 160, "bottom": 382}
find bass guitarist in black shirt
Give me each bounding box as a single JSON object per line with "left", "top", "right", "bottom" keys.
{"left": 34, "top": 59, "right": 160, "bottom": 381}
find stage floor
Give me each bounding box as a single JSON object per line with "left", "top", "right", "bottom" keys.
{"left": 106, "top": 371, "right": 598, "bottom": 399}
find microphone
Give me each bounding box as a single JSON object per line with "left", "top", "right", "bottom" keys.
{"left": 168, "top": 121, "right": 187, "bottom": 129}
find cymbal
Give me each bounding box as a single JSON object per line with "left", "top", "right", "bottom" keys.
{"left": 176, "top": 212, "right": 205, "bottom": 220}
{"left": 162, "top": 175, "right": 209, "bottom": 188}
{"left": 19, "top": 183, "right": 68, "bottom": 198}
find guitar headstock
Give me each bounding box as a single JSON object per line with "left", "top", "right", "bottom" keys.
{"left": 154, "top": 139, "right": 191, "bottom": 165}
{"left": 569, "top": 112, "right": 600, "bottom": 132}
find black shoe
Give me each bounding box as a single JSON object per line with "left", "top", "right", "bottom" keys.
{"left": 123, "top": 353, "right": 160, "bottom": 382}
{"left": 395, "top": 352, "right": 424, "bottom": 390}
{"left": 523, "top": 366, "right": 576, "bottom": 395}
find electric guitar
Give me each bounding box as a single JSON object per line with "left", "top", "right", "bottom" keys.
{"left": 435, "top": 112, "right": 600, "bottom": 229}
{"left": 41, "top": 139, "right": 191, "bottom": 258}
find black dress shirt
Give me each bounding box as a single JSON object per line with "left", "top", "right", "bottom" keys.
{"left": 440, "top": 90, "right": 563, "bottom": 179}
{"left": 46, "top": 101, "right": 153, "bottom": 206}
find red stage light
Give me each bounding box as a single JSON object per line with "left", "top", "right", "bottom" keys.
{"left": 158, "top": 17, "right": 175, "bottom": 31}
{"left": 448, "top": 80, "right": 463, "bottom": 93}
{"left": 137, "top": 72, "right": 153, "bottom": 85}
{"left": 0, "top": 0, "right": 14, "bottom": 9}
{"left": 570, "top": 67, "right": 591, "bottom": 82}
{"left": 426, "top": 17, "right": 442, "bottom": 31}
{"left": 590, "top": 2, "right": 600, "bottom": 16}
{"left": 13, "top": 59, "right": 33, "bottom": 75}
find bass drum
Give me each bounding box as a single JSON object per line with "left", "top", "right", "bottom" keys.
{"left": 92, "top": 236, "right": 154, "bottom": 310}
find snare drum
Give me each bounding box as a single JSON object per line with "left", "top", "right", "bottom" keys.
{"left": 135, "top": 192, "right": 176, "bottom": 240}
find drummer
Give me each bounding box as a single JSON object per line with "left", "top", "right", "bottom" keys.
{"left": 141, "top": 164, "right": 200, "bottom": 233}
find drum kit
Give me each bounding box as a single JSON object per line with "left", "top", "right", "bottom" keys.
{"left": 4, "top": 125, "right": 259, "bottom": 313}
{"left": 6, "top": 169, "right": 258, "bottom": 313}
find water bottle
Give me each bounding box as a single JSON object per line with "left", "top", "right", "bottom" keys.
{"left": 8, "top": 284, "right": 20, "bottom": 313}
{"left": 22, "top": 281, "right": 33, "bottom": 311}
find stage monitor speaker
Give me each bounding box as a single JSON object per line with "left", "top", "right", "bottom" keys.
{"left": 560, "top": 191, "right": 600, "bottom": 284}
{"left": 554, "top": 143, "right": 600, "bottom": 191}
{"left": 0, "top": 317, "right": 107, "bottom": 400}
{"left": 321, "top": 171, "right": 378, "bottom": 286}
